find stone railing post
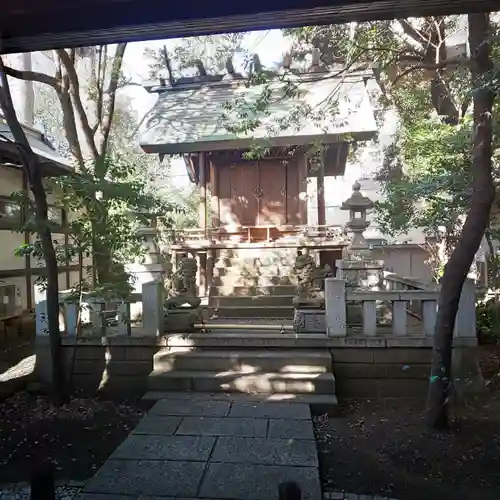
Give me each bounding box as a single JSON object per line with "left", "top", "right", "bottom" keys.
{"left": 142, "top": 281, "right": 164, "bottom": 336}
{"left": 454, "top": 278, "right": 476, "bottom": 338}
{"left": 325, "top": 278, "right": 347, "bottom": 337}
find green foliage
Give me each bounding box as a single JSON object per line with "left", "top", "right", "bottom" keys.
{"left": 375, "top": 116, "right": 474, "bottom": 238}
{"left": 476, "top": 297, "right": 500, "bottom": 343}
{"left": 52, "top": 152, "right": 177, "bottom": 266}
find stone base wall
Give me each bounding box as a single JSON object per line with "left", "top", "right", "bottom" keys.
{"left": 34, "top": 337, "right": 483, "bottom": 399}
{"left": 36, "top": 336, "right": 165, "bottom": 396}
{"left": 332, "top": 346, "right": 484, "bottom": 398}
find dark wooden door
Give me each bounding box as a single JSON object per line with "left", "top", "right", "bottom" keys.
{"left": 258, "top": 162, "right": 287, "bottom": 226}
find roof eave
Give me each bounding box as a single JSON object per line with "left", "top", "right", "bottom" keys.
{"left": 141, "top": 130, "right": 376, "bottom": 155}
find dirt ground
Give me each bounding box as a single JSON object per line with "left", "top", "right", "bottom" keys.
{"left": 315, "top": 345, "right": 500, "bottom": 500}
{"left": 1, "top": 345, "right": 500, "bottom": 498}
{"left": 0, "top": 391, "right": 144, "bottom": 483}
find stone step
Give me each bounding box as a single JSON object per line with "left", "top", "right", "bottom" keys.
{"left": 153, "top": 349, "right": 332, "bottom": 373}
{"left": 212, "top": 305, "right": 294, "bottom": 319}
{"left": 211, "top": 285, "right": 297, "bottom": 297}
{"left": 213, "top": 266, "right": 294, "bottom": 278}
{"left": 166, "top": 333, "right": 330, "bottom": 350}
{"left": 212, "top": 276, "right": 296, "bottom": 287}
{"left": 148, "top": 370, "right": 336, "bottom": 395}
{"left": 211, "top": 295, "right": 294, "bottom": 308}
{"left": 141, "top": 391, "right": 339, "bottom": 414}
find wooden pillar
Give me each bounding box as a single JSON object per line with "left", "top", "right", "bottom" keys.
{"left": 206, "top": 248, "right": 214, "bottom": 296}
{"left": 210, "top": 159, "right": 219, "bottom": 230}
{"left": 298, "top": 155, "right": 308, "bottom": 225}
{"left": 316, "top": 157, "right": 326, "bottom": 229}
{"left": 198, "top": 152, "right": 207, "bottom": 234}
{"left": 22, "top": 169, "right": 32, "bottom": 309}
{"left": 63, "top": 209, "right": 71, "bottom": 289}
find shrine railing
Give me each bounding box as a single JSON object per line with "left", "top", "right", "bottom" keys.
{"left": 383, "top": 272, "right": 438, "bottom": 319}
{"left": 347, "top": 289, "right": 439, "bottom": 337}
{"left": 169, "top": 224, "right": 346, "bottom": 246}
{"left": 325, "top": 277, "right": 477, "bottom": 339}
{"left": 35, "top": 282, "right": 165, "bottom": 337}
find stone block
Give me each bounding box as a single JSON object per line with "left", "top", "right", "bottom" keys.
{"left": 372, "top": 348, "right": 432, "bottom": 364}
{"left": 125, "top": 346, "right": 159, "bottom": 361}
{"left": 106, "top": 361, "right": 152, "bottom": 376}
{"left": 83, "top": 459, "right": 205, "bottom": 498}
{"left": 111, "top": 434, "right": 215, "bottom": 461}
{"left": 149, "top": 398, "right": 231, "bottom": 417}
{"left": 228, "top": 401, "right": 311, "bottom": 420}
{"left": 176, "top": 417, "right": 268, "bottom": 437}
{"left": 330, "top": 349, "right": 375, "bottom": 363}
{"left": 267, "top": 419, "right": 315, "bottom": 440}
{"left": 199, "top": 463, "right": 321, "bottom": 500}
{"left": 211, "top": 436, "right": 318, "bottom": 467}
{"left": 132, "top": 416, "right": 182, "bottom": 436}
{"left": 164, "top": 308, "right": 201, "bottom": 333}
{"left": 294, "top": 309, "right": 325, "bottom": 333}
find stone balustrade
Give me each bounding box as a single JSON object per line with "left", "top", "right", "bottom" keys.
{"left": 325, "top": 277, "right": 477, "bottom": 339}
{"left": 35, "top": 281, "right": 164, "bottom": 338}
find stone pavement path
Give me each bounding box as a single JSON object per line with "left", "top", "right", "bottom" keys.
{"left": 78, "top": 395, "right": 322, "bottom": 500}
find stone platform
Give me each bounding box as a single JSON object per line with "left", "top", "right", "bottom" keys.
{"left": 78, "top": 394, "right": 322, "bottom": 500}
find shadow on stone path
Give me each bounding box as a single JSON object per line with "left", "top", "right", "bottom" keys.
{"left": 77, "top": 395, "right": 322, "bottom": 500}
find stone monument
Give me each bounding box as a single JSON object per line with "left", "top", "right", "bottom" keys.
{"left": 164, "top": 253, "right": 202, "bottom": 332}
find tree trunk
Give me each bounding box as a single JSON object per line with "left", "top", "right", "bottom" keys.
{"left": 425, "top": 13, "right": 496, "bottom": 429}
{"left": 0, "top": 57, "right": 67, "bottom": 405}
{"left": 30, "top": 162, "right": 68, "bottom": 406}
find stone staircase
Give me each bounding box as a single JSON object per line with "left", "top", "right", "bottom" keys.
{"left": 209, "top": 248, "right": 297, "bottom": 319}
{"left": 147, "top": 333, "right": 338, "bottom": 411}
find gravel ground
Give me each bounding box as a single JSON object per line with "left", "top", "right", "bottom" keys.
{"left": 0, "top": 482, "right": 83, "bottom": 500}
{"left": 0, "top": 392, "right": 144, "bottom": 483}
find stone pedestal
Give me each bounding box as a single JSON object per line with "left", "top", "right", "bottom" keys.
{"left": 164, "top": 308, "right": 202, "bottom": 333}
{"left": 336, "top": 258, "right": 384, "bottom": 290}
{"left": 293, "top": 308, "right": 325, "bottom": 333}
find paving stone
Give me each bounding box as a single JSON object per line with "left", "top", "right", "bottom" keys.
{"left": 199, "top": 462, "right": 322, "bottom": 500}
{"left": 268, "top": 418, "right": 315, "bottom": 440}
{"left": 176, "top": 417, "right": 268, "bottom": 437}
{"left": 83, "top": 459, "right": 205, "bottom": 498}
{"left": 228, "top": 401, "right": 311, "bottom": 420}
{"left": 149, "top": 398, "right": 230, "bottom": 417}
{"left": 210, "top": 437, "right": 318, "bottom": 467}
{"left": 76, "top": 495, "right": 136, "bottom": 500}
{"left": 112, "top": 434, "right": 216, "bottom": 461}
{"left": 132, "top": 416, "right": 182, "bottom": 435}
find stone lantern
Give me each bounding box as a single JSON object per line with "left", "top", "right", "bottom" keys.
{"left": 336, "top": 181, "right": 384, "bottom": 292}
{"left": 341, "top": 180, "right": 373, "bottom": 250}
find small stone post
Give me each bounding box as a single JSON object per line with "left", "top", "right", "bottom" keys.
{"left": 454, "top": 278, "right": 477, "bottom": 338}
{"left": 142, "top": 281, "right": 164, "bottom": 336}
{"left": 325, "top": 278, "right": 347, "bottom": 337}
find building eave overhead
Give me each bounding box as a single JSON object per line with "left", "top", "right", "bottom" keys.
{"left": 0, "top": 0, "right": 496, "bottom": 54}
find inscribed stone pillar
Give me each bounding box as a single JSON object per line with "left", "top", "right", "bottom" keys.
{"left": 142, "top": 281, "right": 164, "bottom": 336}
{"left": 325, "top": 278, "right": 347, "bottom": 337}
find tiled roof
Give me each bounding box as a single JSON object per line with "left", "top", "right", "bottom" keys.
{"left": 140, "top": 71, "right": 377, "bottom": 154}
{"left": 0, "top": 119, "right": 71, "bottom": 174}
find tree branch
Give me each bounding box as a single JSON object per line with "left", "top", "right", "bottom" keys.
{"left": 53, "top": 51, "right": 85, "bottom": 169}
{"left": 2, "top": 65, "right": 60, "bottom": 91}
{"left": 398, "top": 19, "right": 430, "bottom": 46}
{"left": 99, "top": 42, "right": 127, "bottom": 157}
{"left": 56, "top": 49, "right": 99, "bottom": 160}
{"left": 391, "top": 56, "right": 469, "bottom": 85}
